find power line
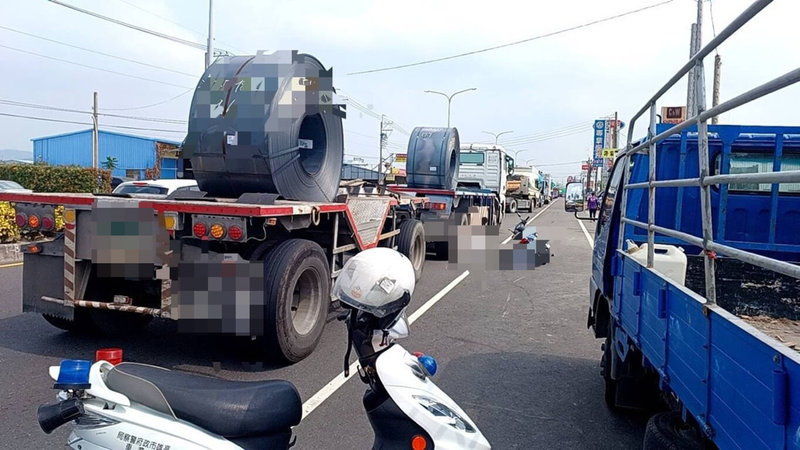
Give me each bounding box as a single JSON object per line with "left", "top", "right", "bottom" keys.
{"left": 0, "top": 43, "right": 193, "bottom": 89}
{"left": 0, "top": 25, "right": 197, "bottom": 77}
{"left": 100, "top": 88, "right": 194, "bottom": 111}
{"left": 0, "top": 111, "right": 91, "bottom": 126}
{"left": 47, "top": 0, "right": 219, "bottom": 53}
{"left": 497, "top": 121, "right": 593, "bottom": 143}
{"left": 0, "top": 111, "right": 186, "bottom": 134}
{"left": 347, "top": 0, "right": 675, "bottom": 76}
{"left": 112, "top": 0, "right": 245, "bottom": 54}
{"left": 0, "top": 99, "right": 188, "bottom": 124}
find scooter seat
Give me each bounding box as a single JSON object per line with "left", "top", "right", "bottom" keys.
{"left": 106, "top": 362, "right": 302, "bottom": 438}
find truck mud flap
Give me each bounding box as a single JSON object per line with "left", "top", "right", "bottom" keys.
{"left": 22, "top": 248, "right": 72, "bottom": 320}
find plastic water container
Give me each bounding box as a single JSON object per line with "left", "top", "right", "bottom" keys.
{"left": 628, "top": 243, "right": 688, "bottom": 286}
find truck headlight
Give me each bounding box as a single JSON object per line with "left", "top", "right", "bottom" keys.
{"left": 413, "top": 395, "right": 476, "bottom": 433}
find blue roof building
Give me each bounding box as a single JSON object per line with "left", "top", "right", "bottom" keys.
{"left": 32, "top": 129, "right": 183, "bottom": 179}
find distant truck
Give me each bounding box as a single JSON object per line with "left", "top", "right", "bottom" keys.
{"left": 389, "top": 130, "right": 502, "bottom": 259}
{"left": 506, "top": 165, "right": 543, "bottom": 212}
{"left": 541, "top": 173, "right": 553, "bottom": 204}
{"left": 457, "top": 143, "right": 514, "bottom": 223}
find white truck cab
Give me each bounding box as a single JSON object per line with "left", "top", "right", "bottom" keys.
{"left": 457, "top": 144, "right": 514, "bottom": 217}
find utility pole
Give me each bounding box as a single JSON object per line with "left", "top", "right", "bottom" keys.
{"left": 205, "top": 0, "right": 214, "bottom": 68}
{"left": 585, "top": 156, "right": 592, "bottom": 195}
{"left": 712, "top": 54, "right": 721, "bottom": 124}
{"left": 379, "top": 115, "right": 393, "bottom": 186}
{"left": 687, "top": 0, "right": 706, "bottom": 117}
{"left": 92, "top": 91, "right": 99, "bottom": 169}
{"left": 686, "top": 24, "right": 697, "bottom": 117}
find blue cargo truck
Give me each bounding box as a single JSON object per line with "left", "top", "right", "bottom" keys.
{"left": 567, "top": 2, "right": 800, "bottom": 447}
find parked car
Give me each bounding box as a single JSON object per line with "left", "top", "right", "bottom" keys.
{"left": 110, "top": 177, "right": 128, "bottom": 190}
{"left": 0, "top": 180, "right": 33, "bottom": 193}
{"left": 112, "top": 179, "right": 199, "bottom": 196}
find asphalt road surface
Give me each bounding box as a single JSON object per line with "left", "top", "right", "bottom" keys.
{"left": 0, "top": 199, "right": 648, "bottom": 449}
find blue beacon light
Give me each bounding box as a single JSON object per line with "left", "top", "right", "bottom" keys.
{"left": 53, "top": 359, "right": 92, "bottom": 390}
{"left": 418, "top": 355, "right": 438, "bottom": 377}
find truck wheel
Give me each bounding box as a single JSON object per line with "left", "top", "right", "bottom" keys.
{"left": 397, "top": 219, "right": 425, "bottom": 282}
{"left": 643, "top": 412, "right": 706, "bottom": 450}
{"left": 263, "top": 239, "right": 329, "bottom": 363}
{"left": 601, "top": 334, "right": 618, "bottom": 411}
{"left": 508, "top": 199, "right": 517, "bottom": 214}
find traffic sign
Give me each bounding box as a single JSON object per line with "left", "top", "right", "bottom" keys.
{"left": 395, "top": 153, "right": 407, "bottom": 163}
{"left": 581, "top": 163, "right": 590, "bottom": 170}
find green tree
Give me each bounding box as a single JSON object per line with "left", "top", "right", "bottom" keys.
{"left": 101, "top": 156, "right": 118, "bottom": 170}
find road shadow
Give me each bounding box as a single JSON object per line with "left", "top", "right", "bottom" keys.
{"left": 438, "top": 351, "right": 647, "bottom": 450}
{"left": 0, "top": 312, "right": 300, "bottom": 373}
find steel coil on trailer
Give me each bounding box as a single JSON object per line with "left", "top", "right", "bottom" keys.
{"left": 182, "top": 50, "right": 346, "bottom": 202}
{"left": 405, "top": 127, "right": 460, "bottom": 190}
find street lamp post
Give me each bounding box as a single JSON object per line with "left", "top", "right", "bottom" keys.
{"left": 424, "top": 88, "right": 477, "bottom": 127}
{"left": 482, "top": 130, "right": 513, "bottom": 145}
{"left": 514, "top": 149, "right": 532, "bottom": 160}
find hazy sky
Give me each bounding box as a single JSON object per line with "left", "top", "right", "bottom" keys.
{"left": 0, "top": 0, "right": 797, "bottom": 181}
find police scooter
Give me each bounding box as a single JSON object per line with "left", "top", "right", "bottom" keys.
{"left": 38, "top": 248, "right": 491, "bottom": 450}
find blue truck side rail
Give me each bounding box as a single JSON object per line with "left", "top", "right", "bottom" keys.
{"left": 612, "top": 250, "right": 800, "bottom": 449}
{"left": 594, "top": 124, "right": 800, "bottom": 449}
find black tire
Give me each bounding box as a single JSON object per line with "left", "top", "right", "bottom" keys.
{"left": 643, "top": 412, "right": 707, "bottom": 450}
{"left": 508, "top": 199, "right": 518, "bottom": 214}
{"left": 601, "top": 333, "right": 618, "bottom": 411}
{"left": 263, "top": 239, "right": 330, "bottom": 363}
{"left": 397, "top": 219, "right": 425, "bottom": 282}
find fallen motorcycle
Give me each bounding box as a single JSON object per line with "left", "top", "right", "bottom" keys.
{"left": 37, "top": 248, "right": 491, "bottom": 450}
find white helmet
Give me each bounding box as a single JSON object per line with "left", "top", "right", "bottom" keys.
{"left": 333, "top": 247, "right": 416, "bottom": 318}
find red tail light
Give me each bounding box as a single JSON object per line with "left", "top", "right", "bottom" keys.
{"left": 41, "top": 216, "right": 54, "bottom": 231}
{"left": 431, "top": 203, "right": 447, "bottom": 211}
{"left": 193, "top": 221, "right": 207, "bottom": 238}
{"left": 228, "top": 225, "right": 243, "bottom": 241}
{"left": 15, "top": 213, "right": 27, "bottom": 228}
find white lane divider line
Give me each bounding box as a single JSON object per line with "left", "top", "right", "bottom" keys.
{"left": 577, "top": 219, "right": 594, "bottom": 249}
{"left": 301, "top": 269, "right": 470, "bottom": 420}
{"left": 501, "top": 199, "right": 556, "bottom": 245}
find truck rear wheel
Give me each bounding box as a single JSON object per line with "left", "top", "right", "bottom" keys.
{"left": 263, "top": 239, "right": 329, "bottom": 363}
{"left": 643, "top": 412, "right": 706, "bottom": 450}
{"left": 508, "top": 199, "right": 518, "bottom": 214}
{"left": 397, "top": 219, "right": 425, "bottom": 282}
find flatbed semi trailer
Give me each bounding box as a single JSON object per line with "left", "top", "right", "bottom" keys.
{"left": 0, "top": 188, "right": 428, "bottom": 363}
{"left": 386, "top": 185, "right": 500, "bottom": 259}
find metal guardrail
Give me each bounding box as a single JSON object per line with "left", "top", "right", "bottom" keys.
{"left": 616, "top": 0, "right": 800, "bottom": 305}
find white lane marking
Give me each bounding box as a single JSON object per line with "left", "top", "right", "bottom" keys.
{"left": 578, "top": 219, "right": 594, "bottom": 248}
{"left": 501, "top": 199, "right": 556, "bottom": 245}
{"left": 301, "top": 269, "right": 471, "bottom": 420}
